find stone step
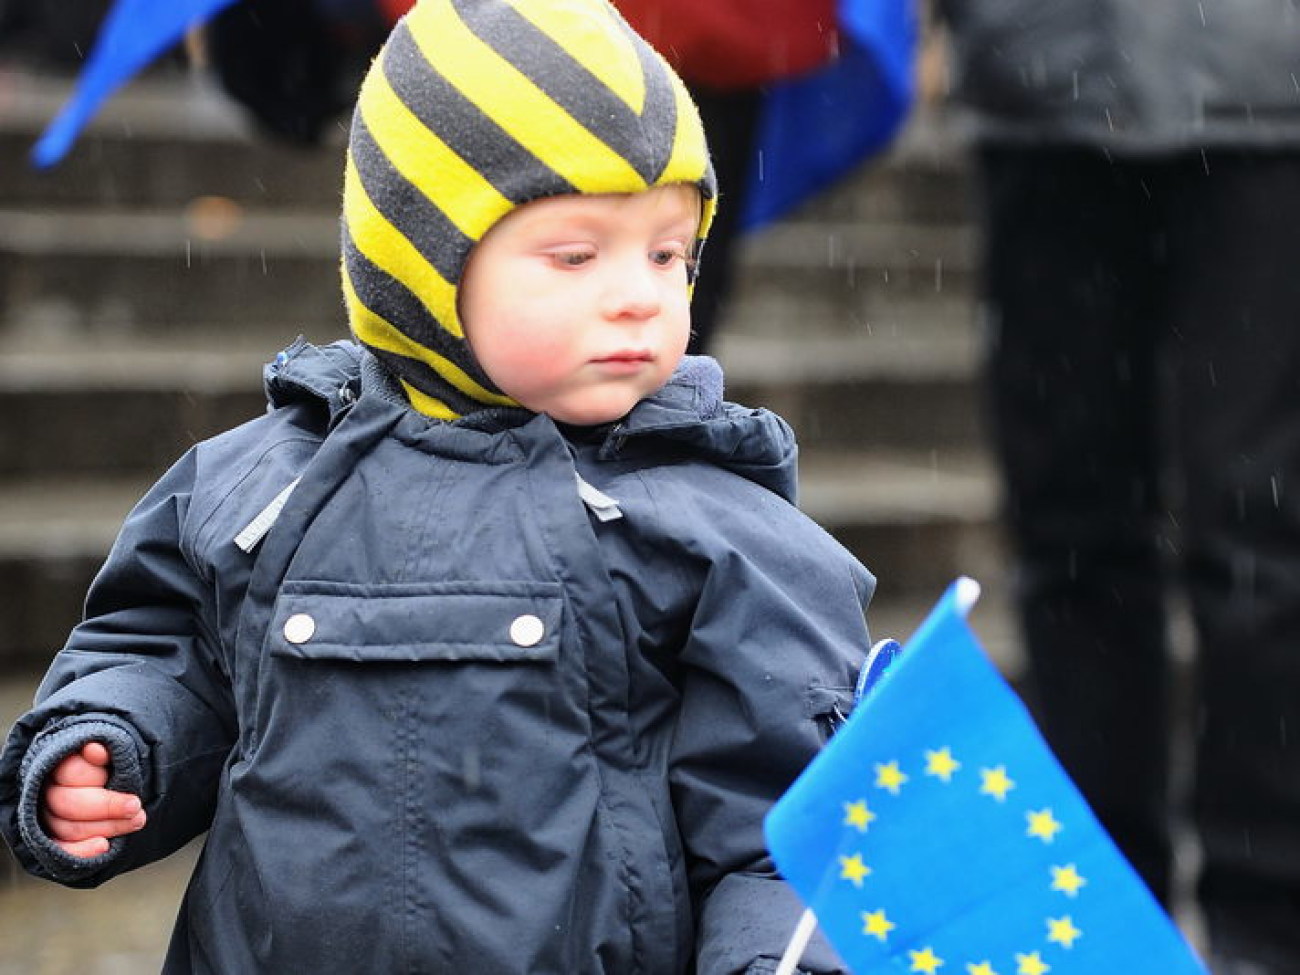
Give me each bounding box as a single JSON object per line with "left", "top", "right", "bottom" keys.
{"left": 0, "top": 475, "right": 141, "bottom": 670}
{"left": 722, "top": 219, "right": 978, "bottom": 338}
{"left": 799, "top": 447, "right": 1007, "bottom": 597}
{"left": 0, "top": 63, "right": 347, "bottom": 209}
{"left": 0, "top": 447, "right": 1010, "bottom": 671}
{"left": 719, "top": 331, "right": 986, "bottom": 451}
{"left": 0, "top": 341, "right": 291, "bottom": 477}
{"left": 0, "top": 65, "right": 972, "bottom": 225}
{"left": 792, "top": 108, "right": 974, "bottom": 226}
{"left": 0, "top": 324, "right": 984, "bottom": 476}
{"left": 0, "top": 207, "right": 347, "bottom": 335}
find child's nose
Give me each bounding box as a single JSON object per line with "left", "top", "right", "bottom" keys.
{"left": 603, "top": 260, "right": 662, "bottom": 321}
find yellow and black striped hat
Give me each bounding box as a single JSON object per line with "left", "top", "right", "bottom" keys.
{"left": 342, "top": 0, "right": 717, "bottom": 420}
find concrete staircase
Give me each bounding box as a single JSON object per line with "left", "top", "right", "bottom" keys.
{"left": 0, "top": 61, "right": 1019, "bottom": 677}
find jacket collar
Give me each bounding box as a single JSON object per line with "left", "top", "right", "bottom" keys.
{"left": 261, "top": 341, "right": 797, "bottom": 502}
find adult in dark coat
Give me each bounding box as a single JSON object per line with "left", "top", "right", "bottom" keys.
{"left": 936, "top": 2, "right": 1300, "bottom": 970}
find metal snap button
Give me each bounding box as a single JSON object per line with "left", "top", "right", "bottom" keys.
{"left": 284, "top": 613, "right": 316, "bottom": 645}
{"left": 509, "top": 614, "right": 545, "bottom": 648}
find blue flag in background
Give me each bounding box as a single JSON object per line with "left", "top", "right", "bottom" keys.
{"left": 31, "top": 0, "right": 239, "bottom": 168}
{"left": 742, "top": 0, "right": 917, "bottom": 230}
{"left": 765, "top": 579, "right": 1208, "bottom": 974}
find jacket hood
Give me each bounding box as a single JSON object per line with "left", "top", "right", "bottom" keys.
{"left": 610, "top": 355, "right": 799, "bottom": 502}
{"left": 265, "top": 341, "right": 798, "bottom": 502}
{"left": 340, "top": 0, "right": 717, "bottom": 421}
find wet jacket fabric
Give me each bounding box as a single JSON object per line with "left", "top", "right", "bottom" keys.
{"left": 937, "top": 0, "right": 1300, "bottom": 151}
{"left": 0, "top": 340, "right": 872, "bottom": 974}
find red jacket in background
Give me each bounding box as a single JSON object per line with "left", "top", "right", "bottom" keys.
{"left": 378, "top": 0, "right": 415, "bottom": 25}
{"left": 616, "top": 0, "right": 837, "bottom": 89}
{"left": 377, "top": 0, "right": 838, "bottom": 90}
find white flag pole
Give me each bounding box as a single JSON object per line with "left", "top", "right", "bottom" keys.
{"left": 774, "top": 908, "right": 818, "bottom": 975}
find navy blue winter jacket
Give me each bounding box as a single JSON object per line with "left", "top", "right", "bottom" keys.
{"left": 0, "top": 341, "right": 874, "bottom": 973}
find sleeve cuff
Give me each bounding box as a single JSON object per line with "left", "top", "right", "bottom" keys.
{"left": 16, "top": 717, "right": 146, "bottom": 883}
{"left": 697, "top": 872, "right": 848, "bottom": 974}
{"left": 745, "top": 960, "right": 810, "bottom": 975}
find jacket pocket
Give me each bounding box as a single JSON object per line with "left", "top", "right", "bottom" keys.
{"left": 267, "top": 579, "right": 564, "bottom": 664}
{"left": 247, "top": 579, "right": 579, "bottom": 963}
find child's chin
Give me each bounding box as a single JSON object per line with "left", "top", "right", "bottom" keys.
{"left": 550, "top": 396, "right": 638, "bottom": 427}
{"left": 553, "top": 409, "right": 629, "bottom": 427}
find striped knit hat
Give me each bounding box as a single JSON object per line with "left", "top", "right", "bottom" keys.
{"left": 342, "top": 0, "right": 718, "bottom": 419}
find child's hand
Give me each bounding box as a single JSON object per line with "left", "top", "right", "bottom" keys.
{"left": 40, "top": 741, "right": 147, "bottom": 858}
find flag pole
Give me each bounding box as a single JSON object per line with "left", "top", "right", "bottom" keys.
{"left": 774, "top": 908, "right": 818, "bottom": 975}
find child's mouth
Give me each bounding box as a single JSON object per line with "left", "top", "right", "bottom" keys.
{"left": 592, "top": 351, "right": 654, "bottom": 373}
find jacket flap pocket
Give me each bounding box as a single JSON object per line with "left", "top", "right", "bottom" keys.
{"left": 269, "top": 580, "right": 563, "bottom": 663}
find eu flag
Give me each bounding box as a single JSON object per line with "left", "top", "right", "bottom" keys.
{"left": 765, "top": 579, "right": 1207, "bottom": 974}
{"left": 32, "top": 0, "right": 240, "bottom": 168}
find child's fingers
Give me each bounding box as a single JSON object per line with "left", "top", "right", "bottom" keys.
{"left": 49, "top": 751, "right": 111, "bottom": 789}
{"left": 43, "top": 808, "right": 146, "bottom": 845}
{"left": 53, "top": 836, "right": 112, "bottom": 860}
{"left": 80, "top": 741, "right": 111, "bottom": 768}
{"left": 43, "top": 783, "right": 143, "bottom": 824}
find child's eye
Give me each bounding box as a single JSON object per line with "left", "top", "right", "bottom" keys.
{"left": 650, "top": 245, "right": 689, "bottom": 267}
{"left": 550, "top": 249, "right": 594, "bottom": 268}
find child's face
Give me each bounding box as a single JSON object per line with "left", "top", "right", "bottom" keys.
{"left": 460, "top": 184, "right": 699, "bottom": 426}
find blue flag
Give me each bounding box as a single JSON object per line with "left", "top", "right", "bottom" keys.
{"left": 765, "top": 578, "right": 1207, "bottom": 974}
{"left": 742, "top": 0, "right": 917, "bottom": 230}
{"left": 32, "top": 0, "right": 239, "bottom": 168}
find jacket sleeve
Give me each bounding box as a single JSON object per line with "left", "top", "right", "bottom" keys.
{"left": 0, "top": 447, "right": 237, "bottom": 887}
{"left": 667, "top": 484, "right": 874, "bottom": 975}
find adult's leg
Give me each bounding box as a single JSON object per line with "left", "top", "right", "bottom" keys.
{"left": 1166, "top": 150, "right": 1300, "bottom": 969}
{"left": 976, "top": 146, "right": 1174, "bottom": 900}
{"left": 685, "top": 85, "right": 762, "bottom": 355}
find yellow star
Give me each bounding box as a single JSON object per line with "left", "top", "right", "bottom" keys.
{"left": 924, "top": 747, "right": 962, "bottom": 783}
{"left": 875, "top": 760, "right": 909, "bottom": 795}
{"left": 967, "top": 963, "right": 999, "bottom": 975}
{"left": 980, "top": 765, "right": 1016, "bottom": 802}
{"left": 1015, "top": 951, "right": 1051, "bottom": 975}
{"left": 1026, "top": 808, "right": 1063, "bottom": 843}
{"left": 839, "top": 853, "right": 872, "bottom": 888}
{"left": 1050, "top": 863, "right": 1087, "bottom": 898}
{"left": 843, "top": 799, "right": 877, "bottom": 833}
{"left": 909, "top": 946, "right": 944, "bottom": 973}
{"left": 1047, "top": 915, "right": 1083, "bottom": 949}
{"left": 861, "top": 908, "right": 895, "bottom": 942}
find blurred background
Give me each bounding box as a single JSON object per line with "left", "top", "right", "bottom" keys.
{"left": 0, "top": 2, "right": 1023, "bottom": 970}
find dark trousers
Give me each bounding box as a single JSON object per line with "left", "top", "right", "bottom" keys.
{"left": 975, "top": 146, "right": 1300, "bottom": 964}
{"left": 686, "top": 85, "right": 763, "bottom": 355}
